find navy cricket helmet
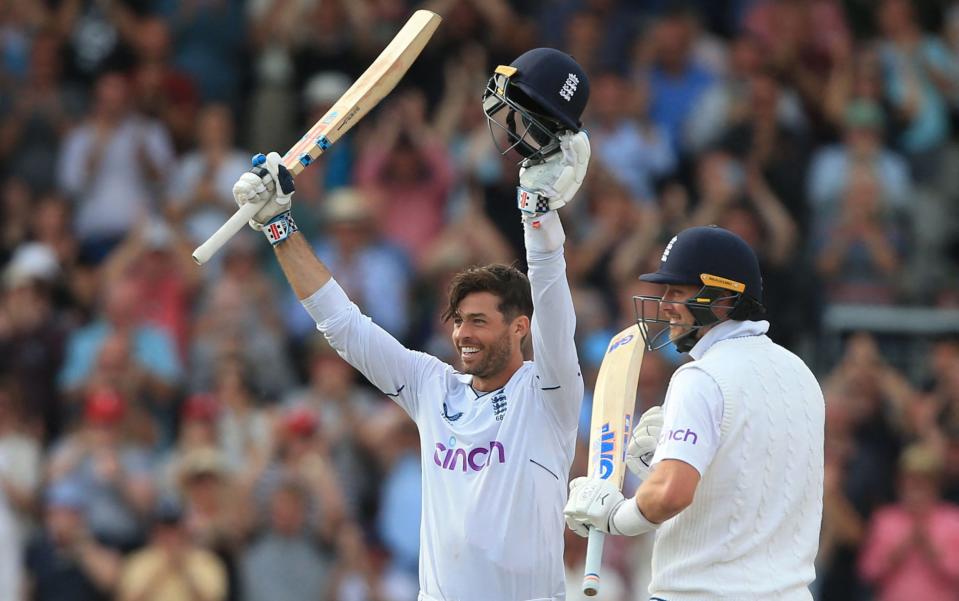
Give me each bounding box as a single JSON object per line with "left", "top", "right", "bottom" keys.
{"left": 634, "top": 226, "right": 766, "bottom": 352}
{"left": 482, "top": 48, "right": 589, "bottom": 162}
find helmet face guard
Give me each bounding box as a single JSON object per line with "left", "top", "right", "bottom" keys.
{"left": 633, "top": 284, "right": 748, "bottom": 353}
{"left": 482, "top": 66, "right": 566, "bottom": 163}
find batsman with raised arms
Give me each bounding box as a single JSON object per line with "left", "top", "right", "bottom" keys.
{"left": 564, "top": 226, "right": 826, "bottom": 601}
{"left": 233, "top": 48, "right": 589, "bottom": 601}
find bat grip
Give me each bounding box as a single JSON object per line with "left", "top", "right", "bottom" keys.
{"left": 582, "top": 528, "right": 606, "bottom": 596}
{"left": 191, "top": 202, "right": 262, "bottom": 265}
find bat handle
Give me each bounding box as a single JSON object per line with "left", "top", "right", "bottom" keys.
{"left": 192, "top": 202, "right": 262, "bottom": 265}
{"left": 582, "top": 528, "right": 606, "bottom": 596}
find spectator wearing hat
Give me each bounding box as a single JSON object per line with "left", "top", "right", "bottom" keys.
{"left": 24, "top": 479, "right": 122, "bottom": 601}
{"left": 282, "top": 338, "right": 383, "bottom": 513}
{"left": 117, "top": 497, "right": 227, "bottom": 601}
{"left": 101, "top": 218, "right": 202, "bottom": 363}
{"left": 300, "top": 72, "right": 355, "bottom": 192}
{"left": 859, "top": 444, "right": 959, "bottom": 601}
{"left": 248, "top": 404, "right": 346, "bottom": 544}
{"left": 155, "top": 393, "right": 222, "bottom": 497}
{"left": 0, "top": 243, "right": 69, "bottom": 439}
{"left": 46, "top": 390, "right": 155, "bottom": 551}
{"left": 808, "top": 99, "right": 912, "bottom": 212}
{"left": 283, "top": 187, "right": 412, "bottom": 342}
{"left": 177, "top": 447, "right": 243, "bottom": 601}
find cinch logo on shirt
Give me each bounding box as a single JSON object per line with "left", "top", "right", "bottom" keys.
{"left": 433, "top": 440, "right": 506, "bottom": 472}
{"left": 661, "top": 428, "right": 698, "bottom": 444}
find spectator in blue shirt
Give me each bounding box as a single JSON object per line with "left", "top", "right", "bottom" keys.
{"left": 640, "top": 5, "right": 717, "bottom": 156}
{"left": 58, "top": 276, "right": 181, "bottom": 400}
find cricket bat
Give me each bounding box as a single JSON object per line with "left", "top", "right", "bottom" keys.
{"left": 192, "top": 9, "right": 442, "bottom": 265}
{"left": 582, "top": 323, "right": 646, "bottom": 596}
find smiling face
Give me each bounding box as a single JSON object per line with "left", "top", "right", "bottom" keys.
{"left": 660, "top": 284, "right": 700, "bottom": 342}
{"left": 450, "top": 291, "right": 527, "bottom": 389}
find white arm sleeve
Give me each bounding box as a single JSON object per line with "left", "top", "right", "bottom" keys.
{"left": 651, "top": 366, "right": 723, "bottom": 476}
{"left": 301, "top": 279, "right": 446, "bottom": 420}
{"left": 526, "top": 216, "right": 584, "bottom": 432}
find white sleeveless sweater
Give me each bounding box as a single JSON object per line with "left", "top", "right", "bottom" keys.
{"left": 650, "top": 334, "right": 825, "bottom": 601}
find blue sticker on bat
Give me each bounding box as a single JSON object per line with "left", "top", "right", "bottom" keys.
{"left": 316, "top": 136, "right": 331, "bottom": 150}
{"left": 298, "top": 154, "right": 312, "bottom": 167}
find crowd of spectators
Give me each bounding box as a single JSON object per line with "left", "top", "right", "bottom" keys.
{"left": 1, "top": 0, "right": 958, "bottom": 599}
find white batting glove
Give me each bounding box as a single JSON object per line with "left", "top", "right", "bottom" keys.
{"left": 626, "top": 406, "right": 663, "bottom": 479}
{"left": 232, "top": 152, "right": 295, "bottom": 231}
{"left": 564, "top": 476, "right": 625, "bottom": 537}
{"left": 565, "top": 476, "right": 659, "bottom": 538}
{"left": 517, "top": 130, "right": 590, "bottom": 217}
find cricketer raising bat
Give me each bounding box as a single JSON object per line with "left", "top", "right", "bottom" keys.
{"left": 582, "top": 323, "right": 646, "bottom": 596}
{"left": 191, "top": 9, "right": 442, "bottom": 265}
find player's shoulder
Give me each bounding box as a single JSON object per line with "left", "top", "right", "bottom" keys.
{"left": 670, "top": 360, "right": 717, "bottom": 385}
{"left": 667, "top": 362, "right": 723, "bottom": 405}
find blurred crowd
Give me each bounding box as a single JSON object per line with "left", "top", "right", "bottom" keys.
{"left": 1, "top": 0, "right": 959, "bottom": 600}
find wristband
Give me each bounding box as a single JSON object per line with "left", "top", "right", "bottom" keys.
{"left": 263, "top": 210, "right": 298, "bottom": 246}
{"left": 609, "top": 496, "right": 659, "bottom": 536}
{"left": 517, "top": 186, "right": 549, "bottom": 215}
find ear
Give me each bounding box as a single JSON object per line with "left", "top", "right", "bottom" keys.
{"left": 511, "top": 314, "right": 531, "bottom": 339}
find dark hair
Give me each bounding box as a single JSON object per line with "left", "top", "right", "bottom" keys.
{"left": 442, "top": 264, "right": 533, "bottom": 324}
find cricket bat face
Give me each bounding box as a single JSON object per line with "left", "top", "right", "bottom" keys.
{"left": 282, "top": 10, "right": 442, "bottom": 176}
{"left": 582, "top": 323, "right": 646, "bottom": 596}
{"left": 586, "top": 323, "right": 646, "bottom": 490}
{"left": 191, "top": 10, "right": 441, "bottom": 265}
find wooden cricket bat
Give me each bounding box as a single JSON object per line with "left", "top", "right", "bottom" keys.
{"left": 582, "top": 323, "right": 646, "bottom": 596}
{"left": 192, "top": 9, "right": 442, "bottom": 265}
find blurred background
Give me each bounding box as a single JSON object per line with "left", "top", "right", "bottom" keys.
{"left": 1, "top": 0, "right": 958, "bottom": 599}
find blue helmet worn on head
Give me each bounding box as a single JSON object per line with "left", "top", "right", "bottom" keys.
{"left": 635, "top": 225, "right": 766, "bottom": 352}
{"left": 482, "top": 48, "right": 590, "bottom": 162}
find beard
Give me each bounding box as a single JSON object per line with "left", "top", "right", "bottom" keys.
{"left": 461, "top": 330, "right": 513, "bottom": 380}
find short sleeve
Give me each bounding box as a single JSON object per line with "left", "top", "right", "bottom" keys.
{"left": 651, "top": 366, "right": 723, "bottom": 476}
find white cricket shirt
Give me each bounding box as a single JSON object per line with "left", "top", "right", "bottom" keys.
{"left": 302, "top": 247, "right": 583, "bottom": 601}
{"left": 648, "top": 320, "right": 825, "bottom": 601}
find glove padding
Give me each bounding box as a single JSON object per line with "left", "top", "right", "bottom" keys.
{"left": 626, "top": 406, "right": 663, "bottom": 479}
{"left": 232, "top": 152, "right": 296, "bottom": 230}
{"left": 517, "top": 130, "right": 590, "bottom": 216}
{"left": 564, "top": 476, "right": 626, "bottom": 537}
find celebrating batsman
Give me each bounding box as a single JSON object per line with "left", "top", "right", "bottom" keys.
{"left": 232, "top": 49, "right": 590, "bottom": 601}
{"left": 564, "top": 226, "right": 825, "bottom": 601}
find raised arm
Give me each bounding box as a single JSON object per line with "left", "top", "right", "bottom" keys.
{"left": 231, "top": 152, "right": 443, "bottom": 419}
{"left": 517, "top": 132, "right": 590, "bottom": 429}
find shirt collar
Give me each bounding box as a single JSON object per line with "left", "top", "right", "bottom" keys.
{"left": 689, "top": 319, "right": 770, "bottom": 360}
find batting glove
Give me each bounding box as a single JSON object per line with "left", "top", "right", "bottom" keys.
{"left": 517, "top": 130, "right": 590, "bottom": 218}
{"left": 565, "top": 476, "right": 659, "bottom": 538}
{"left": 564, "top": 476, "right": 625, "bottom": 537}
{"left": 626, "top": 406, "right": 663, "bottom": 479}
{"left": 233, "top": 152, "right": 296, "bottom": 232}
